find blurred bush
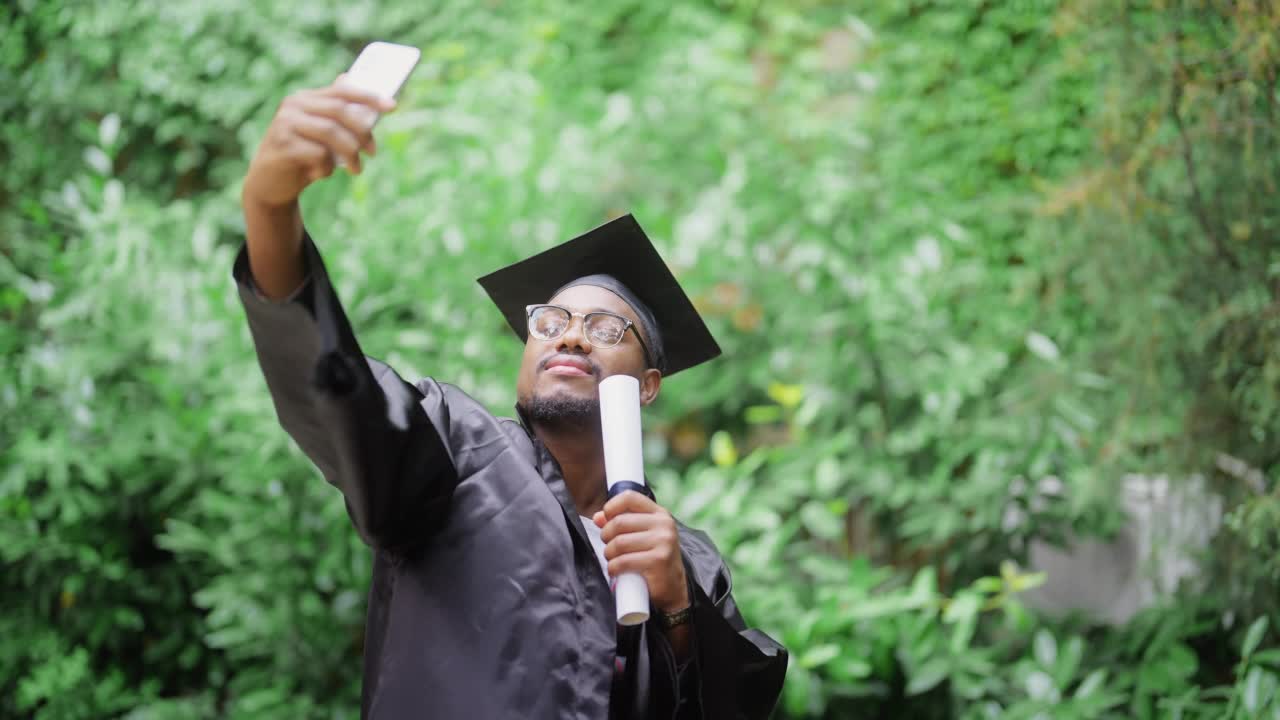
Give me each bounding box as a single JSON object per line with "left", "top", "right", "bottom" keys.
{"left": 2, "top": 0, "right": 1278, "bottom": 717}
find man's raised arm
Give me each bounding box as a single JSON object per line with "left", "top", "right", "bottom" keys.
{"left": 234, "top": 78, "right": 456, "bottom": 552}
{"left": 242, "top": 73, "right": 392, "bottom": 299}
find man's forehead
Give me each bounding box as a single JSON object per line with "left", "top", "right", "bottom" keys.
{"left": 549, "top": 284, "right": 636, "bottom": 318}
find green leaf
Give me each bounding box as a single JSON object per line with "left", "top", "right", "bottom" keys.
{"left": 1025, "top": 331, "right": 1060, "bottom": 361}
{"left": 843, "top": 592, "right": 933, "bottom": 621}
{"left": 800, "top": 500, "right": 843, "bottom": 541}
{"left": 1244, "top": 616, "right": 1270, "bottom": 658}
{"left": 766, "top": 382, "right": 804, "bottom": 409}
{"left": 799, "top": 643, "right": 841, "bottom": 669}
{"left": 1056, "top": 635, "right": 1083, "bottom": 689}
{"left": 1242, "top": 666, "right": 1271, "bottom": 714}
{"left": 709, "top": 431, "right": 738, "bottom": 468}
{"left": 906, "top": 658, "right": 950, "bottom": 696}
{"left": 944, "top": 591, "right": 981, "bottom": 624}
{"left": 83, "top": 146, "right": 112, "bottom": 175}
{"left": 910, "top": 566, "right": 939, "bottom": 600}
{"left": 830, "top": 656, "right": 873, "bottom": 681}
{"left": 744, "top": 404, "right": 783, "bottom": 424}
{"left": 1034, "top": 629, "right": 1057, "bottom": 668}
{"left": 99, "top": 113, "right": 121, "bottom": 147}
{"left": 1007, "top": 570, "right": 1047, "bottom": 594}
{"left": 1024, "top": 669, "right": 1057, "bottom": 702}
{"left": 815, "top": 457, "right": 843, "bottom": 495}
{"left": 1075, "top": 669, "right": 1107, "bottom": 699}
{"left": 783, "top": 665, "right": 812, "bottom": 717}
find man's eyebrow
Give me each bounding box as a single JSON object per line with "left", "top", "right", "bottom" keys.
{"left": 557, "top": 304, "right": 622, "bottom": 315}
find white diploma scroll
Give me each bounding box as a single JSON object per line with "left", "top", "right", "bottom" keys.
{"left": 598, "top": 375, "right": 650, "bottom": 626}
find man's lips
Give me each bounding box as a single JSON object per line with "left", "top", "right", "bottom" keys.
{"left": 546, "top": 365, "right": 591, "bottom": 376}
{"left": 542, "top": 356, "right": 595, "bottom": 377}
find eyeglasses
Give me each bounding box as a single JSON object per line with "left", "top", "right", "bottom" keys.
{"left": 526, "top": 304, "right": 654, "bottom": 367}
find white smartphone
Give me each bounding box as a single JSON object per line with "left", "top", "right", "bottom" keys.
{"left": 344, "top": 41, "right": 421, "bottom": 103}
{"left": 336, "top": 42, "right": 421, "bottom": 164}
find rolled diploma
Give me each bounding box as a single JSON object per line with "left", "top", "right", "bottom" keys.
{"left": 599, "top": 375, "right": 650, "bottom": 626}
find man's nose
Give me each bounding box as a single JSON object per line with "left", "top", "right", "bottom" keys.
{"left": 557, "top": 316, "right": 593, "bottom": 355}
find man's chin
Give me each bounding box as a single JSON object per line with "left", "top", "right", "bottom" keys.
{"left": 518, "top": 391, "right": 600, "bottom": 428}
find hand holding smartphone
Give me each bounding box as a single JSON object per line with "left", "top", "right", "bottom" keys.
{"left": 241, "top": 42, "right": 420, "bottom": 298}
{"left": 243, "top": 40, "right": 421, "bottom": 213}
{"left": 334, "top": 42, "right": 421, "bottom": 165}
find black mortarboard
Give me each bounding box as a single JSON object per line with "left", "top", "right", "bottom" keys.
{"left": 477, "top": 214, "right": 721, "bottom": 376}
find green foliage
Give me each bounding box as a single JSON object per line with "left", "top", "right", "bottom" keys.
{"left": 4, "top": 0, "right": 1278, "bottom": 717}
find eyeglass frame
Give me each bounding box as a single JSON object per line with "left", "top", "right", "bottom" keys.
{"left": 525, "top": 303, "right": 654, "bottom": 369}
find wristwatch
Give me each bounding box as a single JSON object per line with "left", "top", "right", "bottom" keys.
{"left": 657, "top": 604, "right": 693, "bottom": 630}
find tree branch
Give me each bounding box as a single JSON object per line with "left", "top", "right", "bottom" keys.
{"left": 1169, "top": 28, "right": 1242, "bottom": 271}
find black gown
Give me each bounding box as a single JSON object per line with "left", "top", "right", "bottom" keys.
{"left": 233, "top": 232, "right": 788, "bottom": 719}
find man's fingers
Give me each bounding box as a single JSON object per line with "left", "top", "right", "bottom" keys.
{"left": 602, "top": 513, "right": 650, "bottom": 542}
{"left": 603, "top": 490, "right": 659, "bottom": 519}
{"left": 291, "top": 137, "right": 335, "bottom": 181}
{"left": 603, "top": 530, "right": 663, "bottom": 561}
{"left": 291, "top": 113, "right": 363, "bottom": 174}
{"left": 592, "top": 511, "right": 606, "bottom": 529}
{"left": 607, "top": 550, "right": 665, "bottom": 579}
{"left": 277, "top": 136, "right": 335, "bottom": 182}
{"left": 325, "top": 80, "right": 397, "bottom": 113}
{"left": 286, "top": 134, "right": 329, "bottom": 162}
{"left": 601, "top": 512, "right": 669, "bottom": 543}
{"left": 289, "top": 94, "right": 379, "bottom": 154}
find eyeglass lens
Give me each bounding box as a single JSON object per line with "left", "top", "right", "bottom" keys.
{"left": 529, "top": 306, "right": 628, "bottom": 347}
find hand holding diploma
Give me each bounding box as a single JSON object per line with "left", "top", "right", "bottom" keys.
{"left": 592, "top": 491, "right": 691, "bottom": 616}
{"left": 594, "top": 376, "right": 690, "bottom": 625}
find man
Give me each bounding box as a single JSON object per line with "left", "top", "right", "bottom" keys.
{"left": 235, "top": 76, "right": 786, "bottom": 719}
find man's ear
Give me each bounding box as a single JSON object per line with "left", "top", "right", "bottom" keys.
{"left": 639, "top": 368, "right": 662, "bottom": 407}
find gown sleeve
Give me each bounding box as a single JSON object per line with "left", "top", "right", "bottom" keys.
{"left": 659, "top": 530, "right": 789, "bottom": 719}
{"left": 233, "top": 229, "right": 459, "bottom": 552}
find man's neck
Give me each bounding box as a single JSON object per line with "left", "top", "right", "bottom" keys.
{"left": 533, "top": 422, "right": 608, "bottom": 518}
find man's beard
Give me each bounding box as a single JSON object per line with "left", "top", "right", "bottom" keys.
{"left": 517, "top": 392, "right": 600, "bottom": 431}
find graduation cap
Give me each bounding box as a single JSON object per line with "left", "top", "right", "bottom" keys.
{"left": 477, "top": 214, "right": 721, "bottom": 376}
